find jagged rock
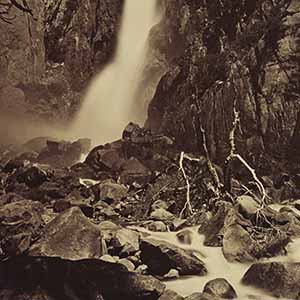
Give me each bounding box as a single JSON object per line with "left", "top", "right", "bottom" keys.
{"left": 144, "top": 221, "right": 168, "bottom": 232}
{"left": 92, "top": 180, "right": 128, "bottom": 204}
{"left": 119, "top": 157, "right": 152, "bottom": 185}
{"left": 163, "top": 269, "right": 180, "bottom": 279}
{"left": 98, "top": 221, "right": 119, "bottom": 243}
{"left": 110, "top": 228, "right": 140, "bottom": 257}
{"left": 0, "top": 255, "right": 165, "bottom": 300}
{"left": 16, "top": 165, "right": 49, "bottom": 188}
{"left": 85, "top": 144, "right": 125, "bottom": 173}
{"left": 185, "top": 293, "right": 220, "bottom": 300}
{"left": 0, "top": 200, "right": 44, "bottom": 258}
{"left": 150, "top": 208, "right": 175, "bottom": 221}
{"left": 203, "top": 278, "right": 237, "bottom": 299}
{"left": 222, "top": 223, "right": 290, "bottom": 263}
{"left": 242, "top": 262, "right": 300, "bottom": 299}
{"left": 235, "top": 196, "right": 260, "bottom": 218}
{"left": 199, "top": 202, "right": 235, "bottom": 247}
{"left": 0, "top": 193, "right": 25, "bottom": 206}
{"left": 29, "top": 207, "right": 104, "bottom": 260}
{"left": 52, "top": 199, "right": 71, "bottom": 213}
{"left": 140, "top": 237, "right": 207, "bottom": 276}
{"left": 100, "top": 254, "right": 117, "bottom": 263}
{"left": 158, "top": 289, "right": 184, "bottom": 300}
{"left": 37, "top": 140, "right": 84, "bottom": 168}
{"left": 118, "top": 258, "right": 135, "bottom": 271}
{"left": 176, "top": 229, "right": 193, "bottom": 245}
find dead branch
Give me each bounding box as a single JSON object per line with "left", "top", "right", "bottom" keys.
{"left": 179, "top": 151, "right": 193, "bottom": 218}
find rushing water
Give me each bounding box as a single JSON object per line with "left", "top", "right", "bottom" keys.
{"left": 71, "top": 0, "right": 159, "bottom": 145}
{"left": 132, "top": 210, "right": 300, "bottom": 300}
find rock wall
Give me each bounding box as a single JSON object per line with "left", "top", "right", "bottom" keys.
{"left": 0, "top": 0, "right": 123, "bottom": 128}
{"left": 146, "top": 0, "right": 300, "bottom": 165}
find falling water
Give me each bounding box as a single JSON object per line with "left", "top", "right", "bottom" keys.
{"left": 71, "top": 0, "right": 159, "bottom": 145}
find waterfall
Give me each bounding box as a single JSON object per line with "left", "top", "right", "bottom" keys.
{"left": 71, "top": 0, "right": 159, "bottom": 145}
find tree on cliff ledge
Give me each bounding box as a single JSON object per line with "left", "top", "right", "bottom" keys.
{"left": 0, "top": 0, "right": 32, "bottom": 23}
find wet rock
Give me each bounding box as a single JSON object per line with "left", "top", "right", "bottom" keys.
{"left": 17, "top": 165, "right": 49, "bottom": 188}
{"left": 145, "top": 221, "right": 168, "bottom": 232}
{"left": 120, "top": 157, "right": 153, "bottom": 185}
{"left": 222, "top": 223, "right": 290, "bottom": 263}
{"left": 203, "top": 278, "right": 237, "bottom": 299}
{"left": 92, "top": 180, "right": 128, "bottom": 204}
{"left": 185, "top": 293, "right": 220, "bottom": 300}
{"left": 29, "top": 207, "right": 104, "bottom": 260}
{"left": 98, "top": 221, "right": 119, "bottom": 243}
{"left": 235, "top": 196, "right": 260, "bottom": 219}
{"left": 86, "top": 145, "right": 125, "bottom": 173}
{"left": 176, "top": 229, "right": 193, "bottom": 245}
{"left": 140, "top": 237, "right": 207, "bottom": 276}
{"left": 150, "top": 208, "right": 175, "bottom": 221}
{"left": 118, "top": 258, "right": 135, "bottom": 271}
{"left": 110, "top": 228, "right": 140, "bottom": 257}
{"left": 0, "top": 255, "right": 165, "bottom": 300}
{"left": 37, "top": 140, "right": 85, "bottom": 168}
{"left": 158, "top": 289, "right": 184, "bottom": 300}
{"left": 242, "top": 262, "right": 300, "bottom": 299}
{"left": 163, "top": 269, "right": 180, "bottom": 279}
{"left": 0, "top": 200, "right": 44, "bottom": 258}
{"left": 199, "top": 202, "right": 234, "bottom": 247}
{"left": 52, "top": 199, "right": 71, "bottom": 213}
{"left": 0, "top": 193, "right": 24, "bottom": 206}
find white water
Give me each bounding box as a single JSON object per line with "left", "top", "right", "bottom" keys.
{"left": 71, "top": 0, "right": 159, "bottom": 145}
{"left": 133, "top": 225, "right": 300, "bottom": 300}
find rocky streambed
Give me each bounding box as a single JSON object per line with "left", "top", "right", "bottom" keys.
{"left": 0, "top": 123, "right": 300, "bottom": 300}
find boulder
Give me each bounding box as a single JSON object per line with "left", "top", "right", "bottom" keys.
{"left": 0, "top": 255, "right": 166, "bottom": 300}
{"left": 203, "top": 278, "right": 237, "bottom": 299}
{"left": 242, "top": 262, "right": 300, "bottom": 299}
{"left": 176, "top": 229, "right": 193, "bottom": 245}
{"left": 120, "top": 157, "right": 152, "bottom": 185}
{"left": 185, "top": 293, "right": 220, "bottom": 300}
{"left": 145, "top": 221, "right": 168, "bottom": 232}
{"left": 235, "top": 196, "right": 260, "bottom": 218}
{"left": 158, "top": 289, "right": 184, "bottom": 300}
{"left": 222, "top": 223, "right": 290, "bottom": 262}
{"left": 150, "top": 208, "right": 175, "bottom": 221}
{"left": 16, "top": 165, "right": 48, "bottom": 188}
{"left": 140, "top": 237, "right": 207, "bottom": 276}
{"left": 110, "top": 228, "right": 140, "bottom": 257}
{"left": 0, "top": 200, "right": 44, "bottom": 258}
{"left": 92, "top": 181, "right": 128, "bottom": 204}
{"left": 98, "top": 221, "right": 119, "bottom": 243}
{"left": 29, "top": 207, "right": 105, "bottom": 260}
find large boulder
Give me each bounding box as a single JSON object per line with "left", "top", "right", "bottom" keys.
{"left": 0, "top": 200, "right": 44, "bottom": 258}
{"left": 242, "top": 262, "right": 300, "bottom": 299}
{"left": 0, "top": 255, "right": 165, "bottom": 300}
{"left": 140, "top": 237, "right": 207, "bottom": 276}
{"left": 158, "top": 289, "right": 184, "bottom": 300}
{"left": 29, "top": 207, "right": 104, "bottom": 260}
{"left": 203, "top": 278, "right": 237, "bottom": 299}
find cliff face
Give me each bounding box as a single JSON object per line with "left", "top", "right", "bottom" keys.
{"left": 0, "top": 0, "right": 123, "bottom": 126}
{"left": 146, "top": 0, "right": 300, "bottom": 165}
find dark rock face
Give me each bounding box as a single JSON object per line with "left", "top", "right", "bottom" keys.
{"left": 140, "top": 237, "right": 207, "bottom": 276}
{"left": 0, "top": 0, "right": 123, "bottom": 131}
{"left": 203, "top": 278, "right": 237, "bottom": 299}
{"left": 29, "top": 207, "right": 104, "bottom": 260}
{"left": 146, "top": 0, "right": 300, "bottom": 165}
{"left": 44, "top": 0, "right": 124, "bottom": 91}
{"left": 242, "top": 262, "right": 300, "bottom": 299}
{"left": 0, "top": 200, "right": 44, "bottom": 258}
{"left": 0, "top": 255, "right": 166, "bottom": 300}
